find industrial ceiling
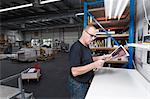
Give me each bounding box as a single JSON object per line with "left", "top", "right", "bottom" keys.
{"left": 0, "top": 0, "right": 83, "bottom": 31}
{"left": 0, "top": 0, "right": 129, "bottom": 31}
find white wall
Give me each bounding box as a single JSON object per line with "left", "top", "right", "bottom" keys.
{"left": 23, "top": 27, "right": 82, "bottom": 46}
{"left": 135, "top": 0, "right": 150, "bottom": 83}
{"left": 64, "top": 27, "right": 81, "bottom": 46}
{"left": 0, "top": 30, "right": 23, "bottom": 42}
{"left": 136, "top": 0, "right": 150, "bottom": 36}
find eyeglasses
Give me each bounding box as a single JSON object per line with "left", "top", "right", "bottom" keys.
{"left": 85, "top": 30, "right": 97, "bottom": 39}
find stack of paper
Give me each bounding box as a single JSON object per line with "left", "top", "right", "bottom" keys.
{"left": 28, "top": 68, "right": 36, "bottom": 73}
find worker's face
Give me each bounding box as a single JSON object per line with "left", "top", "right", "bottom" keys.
{"left": 84, "top": 28, "right": 97, "bottom": 45}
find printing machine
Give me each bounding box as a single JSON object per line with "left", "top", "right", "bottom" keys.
{"left": 136, "top": 34, "right": 150, "bottom": 82}
{"left": 17, "top": 48, "right": 37, "bottom": 62}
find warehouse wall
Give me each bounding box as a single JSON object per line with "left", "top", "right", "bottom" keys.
{"left": 23, "top": 27, "right": 82, "bottom": 46}
{"left": 64, "top": 27, "right": 81, "bottom": 46}
{"left": 0, "top": 30, "right": 23, "bottom": 42}
{"left": 135, "top": 0, "right": 150, "bottom": 83}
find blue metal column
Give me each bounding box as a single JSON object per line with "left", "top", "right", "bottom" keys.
{"left": 128, "top": 0, "right": 134, "bottom": 69}
{"left": 84, "top": 2, "right": 88, "bottom": 28}
{"left": 87, "top": 12, "right": 119, "bottom": 46}
{"left": 87, "top": 1, "right": 104, "bottom": 5}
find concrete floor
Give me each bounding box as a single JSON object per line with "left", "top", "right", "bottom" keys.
{"left": 0, "top": 52, "right": 70, "bottom": 99}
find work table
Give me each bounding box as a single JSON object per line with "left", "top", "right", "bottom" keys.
{"left": 85, "top": 67, "right": 150, "bottom": 99}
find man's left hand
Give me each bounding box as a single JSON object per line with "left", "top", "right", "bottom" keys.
{"left": 102, "top": 54, "right": 112, "bottom": 62}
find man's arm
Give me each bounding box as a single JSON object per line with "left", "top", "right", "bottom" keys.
{"left": 93, "top": 56, "right": 104, "bottom": 61}
{"left": 93, "top": 54, "right": 112, "bottom": 62}
{"left": 71, "top": 60, "right": 104, "bottom": 77}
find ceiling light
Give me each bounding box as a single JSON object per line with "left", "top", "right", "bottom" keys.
{"left": 40, "top": 0, "right": 61, "bottom": 4}
{"left": 114, "top": 0, "right": 123, "bottom": 19}
{"left": 0, "top": 0, "right": 61, "bottom": 13}
{"left": 118, "top": 0, "right": 129, "bottom": 20}
{"left": 104, "top": 0, "right": 109, "bottom": 19}
{"left": 0, "top": 3, "right": 33, "bottom": 13}
{"left": 104, "top": 0, "right": 129, "bottom": 20}
{"left": 75, "top": 13, "right": 84, "bottom": 16}
{"left": 108, "top": 0, "right": 113, "bottom": 19}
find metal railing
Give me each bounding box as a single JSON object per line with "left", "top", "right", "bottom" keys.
{"left": 0, "top": 69, "right": 32, "bottom": 99}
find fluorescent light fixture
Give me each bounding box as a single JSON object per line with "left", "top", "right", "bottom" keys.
{"left": 104, "top": 0, "right": 129, "bottom": 20}
{"left": 75, "top": 13, "right": 84, "bottom": 16}
{"left": 114, "top": 0, "right": 123, "bottom": 19}
{"left": 104, "top": 0, "right": 109, "bottom": 19}
{"left": 0, "top": 3, "right": 33, "bottom": 13}
{"left": 118, "top": 0, "right": 129, "bottom": 20}
{"left": 108, "top": 0, "right": 113, "bottom": 19}
{"left": 40, "top": 0, "right": 61, "bottom": 4}
{"left": 0, "top": 0, "right": 61, "bottom": 13}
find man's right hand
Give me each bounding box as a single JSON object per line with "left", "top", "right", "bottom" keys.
{"left": 93, "top": 59, "right": 105, "bottom": 69}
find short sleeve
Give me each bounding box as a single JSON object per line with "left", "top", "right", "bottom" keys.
{"left": 69, "top": 43, "right": 81, "bottom": 67}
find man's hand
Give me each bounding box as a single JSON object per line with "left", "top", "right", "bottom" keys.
{"left": 71, "top": 59, "right": 105, "bottom": 76}
{"left": 93, "top": 59, "right": 105, "bottom": 69}
{"left": 102, "top": 54, "right": 112, "bottom": 62}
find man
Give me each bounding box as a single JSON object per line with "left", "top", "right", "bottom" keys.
{"left": 68, "top": 25, "right": 111, "bottom": 99}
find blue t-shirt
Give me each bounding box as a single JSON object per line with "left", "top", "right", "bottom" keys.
{"left": 69, "top": 40, "right": 94, "bottom": 83}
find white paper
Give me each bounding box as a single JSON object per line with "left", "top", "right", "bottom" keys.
{"left": 28, "top": 68, "right": 36, "bottom": 73}
{"left": 110, "top": 45, "right": 129, "bottom": 59}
